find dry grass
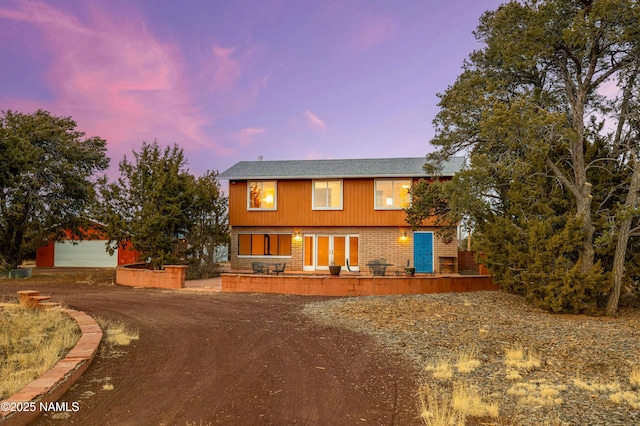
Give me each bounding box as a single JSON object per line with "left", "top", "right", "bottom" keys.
{"left": 453, "top": 348, "right": 481, "bottom": 374}
{"left": 507, "top": 381, "right": 566, "bottom": 406}
{"left": 96, "top": 317, "right": 139, "bottom": 358}
{"left": 503, "top": 345, "right": 538, "bottom": 381}
{"left": 503, "top": 346, "right": 541, "bottom": 371}
{"left": 425, "top": 348, "right": 482, "bottom": 381}
{"left": 420, "top": 347, "right": 499, "bottom": 425}
{"left": 572, "top": 377, "right": 621, "bottom": 393}
{"left": 609, "top": 391, "right": 640, "bottom": 409}
{"left": 424, "top": 327, "right": 544, "bottom": 420}
{"left": 573, "top": 372, "right": 640, "bottom": 410}
{"left": 2, "top": 269, "right": 115, "bottom": 287}
{"left": 418, "top": 382, "right": 499, "bottom": 426}
{"left": 451, "top": 383, "right": 499, "bottom": 418}
{"left": 0, "top": 303, "right": 80, "bottom": 399}
{"left": 630, "top": 367, "right": 640, "bottom": 386}
{"left": 425, "top": 357, "right": 454, "bottom": 380}
{"left": 90, "top": 376, "right": 114, "bottom": 391}
{"left": 418, "top": 384, "right": 463, "bottom": 426}
{"left": 304, "top": 292, "right": 640, "bottom": 424}
{"left": 505, "top": 369, "right": 522, "bottom": 381}
{"left": 422, "top": 344, "right": 565, "bottom": 424}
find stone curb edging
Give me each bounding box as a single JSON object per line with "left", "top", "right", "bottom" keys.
{"left": 0, "top": 306, "right": 103, "bottom": 426}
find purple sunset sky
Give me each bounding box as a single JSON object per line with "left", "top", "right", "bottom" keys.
{"left": 0, "top": 0, "right": 506, "bottom": 178}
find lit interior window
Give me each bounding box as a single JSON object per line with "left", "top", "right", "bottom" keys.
{"left": 249, "top": 181, "right": 276, "bottom": 209}
{"left": 375, "top": 179, "right": 411, "bottom": 209}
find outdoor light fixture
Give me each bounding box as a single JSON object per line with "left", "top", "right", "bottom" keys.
{"left": 293, "top": 232, "right": 302, "bottom": 241}
{"left": 400, "top": 231, "right": 408, "bottom": 241}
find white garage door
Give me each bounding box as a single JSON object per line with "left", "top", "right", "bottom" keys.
{"left": 54, "top": 240, "right": 118, "bottom": 267}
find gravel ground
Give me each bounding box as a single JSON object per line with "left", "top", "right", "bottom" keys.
{"left": 303, "top": 291, "right": 640, "bottom": 426}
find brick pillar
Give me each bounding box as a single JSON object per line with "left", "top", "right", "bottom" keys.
{"left": 164, "top": 265, "right": 188, "bottom": 288}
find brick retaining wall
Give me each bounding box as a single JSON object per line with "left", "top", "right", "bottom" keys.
{"left": 115, "top": 265, "right": 187, "bottom": 289}
{"left": 222, "top": 273, "right": 497, "bottom": 296}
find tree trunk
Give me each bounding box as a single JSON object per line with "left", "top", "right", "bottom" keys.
{"left": 606, "top": 160, "right": 640, "bottom": 316}
{"left": 4, "top": 225, "right": 25, "bottom": 270}
{"left": 606, "top": 219, "right": 631, "bottom": 316}
{"left": 576, "top": 189, "right": 595, "bottom": 274}
{"left": 572, "top": 89, "right": 596, "bottom": 274}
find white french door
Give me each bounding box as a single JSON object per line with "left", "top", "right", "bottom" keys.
{"left": 303, "top": 234, "right": 359, "bottom": 271}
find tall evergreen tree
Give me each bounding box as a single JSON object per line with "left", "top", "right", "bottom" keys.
{"left": 187, "top": 171, "right": 229, "bottom": 278}
{"left": 96, "top": 141, "right": 229, "bottom": 276}
{"left": 0, "top": 110, "right": 108, "bottom": 270}
{"left": 424, "top": 0, "right": 640, "bottom": 314}
{"left": 97, "top": 141, "right": 194, "bottom": 269}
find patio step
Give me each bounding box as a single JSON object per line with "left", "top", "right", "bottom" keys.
{"left": 17, "top": 290, "right": 40, "bottom": 306}
{"left": 37, "top": 302, "right": 61, "bottom": 310}
{"left": 15, "top": 291, "right": 54, "bottom": 309}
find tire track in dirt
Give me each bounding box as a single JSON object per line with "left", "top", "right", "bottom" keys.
{"left": 1, "top": 283, "right": 420, "bottom": 425}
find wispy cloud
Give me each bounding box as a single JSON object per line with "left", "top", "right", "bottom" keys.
{"left": 0, "top": 0, "right": 236, "bottom": 161}
{"left": 350, "top": 13, "right": 396, "bottom": 51}
{"left": 0, "top": 0, "right": 90, "bottom": 33}
{"left": 305, "top": 109, "right": 327, "bottom": 132}
{"left": 237, "top": 127, "right": 266, "bottom": 146}
{"left": 208, "top": 46, "right": 241, "bottom": 91}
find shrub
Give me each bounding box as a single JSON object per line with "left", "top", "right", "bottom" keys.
{"left": 482, "top": 216, "right": 611, "bottom": 313}
{"left": 185, "top": 262, "right": 221, "bottom": 280}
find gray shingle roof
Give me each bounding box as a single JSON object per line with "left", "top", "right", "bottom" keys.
{"left": 219, "top": 157, "right": 464, "bottom": 180}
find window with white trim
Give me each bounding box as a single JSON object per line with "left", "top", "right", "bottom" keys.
{"left": 313, "top": 180, "right": 342, "bottom": 210}
{"left": 248, "top": 181, "right": 276, "bottom": 210}
{"left": 375, "top": 179, "right": 411, "bottom": 209}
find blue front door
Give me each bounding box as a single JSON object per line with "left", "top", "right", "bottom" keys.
{"left": 414, "top": 232, "right": 434, "bottom": 273}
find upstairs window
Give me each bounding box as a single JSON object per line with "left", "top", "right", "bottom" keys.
{"left": 375, "top": 179, "right": 411, "bottom": 209}
{"left": 313, "top": 180, "right": 342, "bottom": 210}
{"left": 248, "top": 181, "right": 276, "bottom": 210}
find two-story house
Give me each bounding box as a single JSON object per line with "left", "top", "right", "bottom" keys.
{"left": 218, "top": 157, "right": 464, "bottom": 274}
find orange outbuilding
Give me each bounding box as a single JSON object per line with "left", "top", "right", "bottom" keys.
{"left": 36, "top": 224, "right": 141, "bottom": 267}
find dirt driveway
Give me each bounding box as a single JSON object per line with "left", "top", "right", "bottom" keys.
{"left": 0, "top": 279, "right": 420, "bottom": 425}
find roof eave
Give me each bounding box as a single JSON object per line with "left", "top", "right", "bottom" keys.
{"left": 220, "top": 173, "right": 454, "bottom": 180}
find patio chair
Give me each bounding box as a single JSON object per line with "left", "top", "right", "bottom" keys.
{"left": 272, "top": 263, "right": 286, "bottom": 275}
{"left": 346, "top": 259, "right": 360, "bottom": 274}
{"left": 252, "top": 262, "right": 266, "bottom": 274}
